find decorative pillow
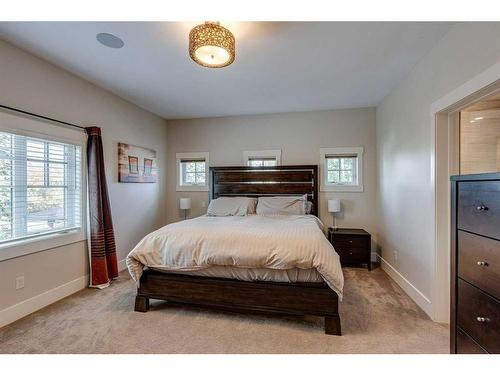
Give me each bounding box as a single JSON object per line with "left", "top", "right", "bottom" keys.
{"left": 206, "top": 197, "right": 257, "bottom": 216}
{"left": 256, "top": 194, "right": 308, "bottom": 215}
{"left": 305, "top": 200, "right": 313, "bottom": 214}
{"left": 246, "top": 198, "right": 258, "bottom": 214}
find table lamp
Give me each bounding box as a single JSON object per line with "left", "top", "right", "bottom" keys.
{"left": 328, "top": 199, "right": 341, "bottom": 231}
{"left": 180, "top": 197, "right": 191, "bottom": 220}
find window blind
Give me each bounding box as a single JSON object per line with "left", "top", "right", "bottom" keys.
{"left": 247, "top": 157, "right": 277, "bottom": 161}
{"left": 0, "top": 131, "right": 81, "bottom": 243}
{"left": 247, "top": 157, "right": 277, "bottom": 167}
{"left": 325, "top": 154, "right": 357, "bottom": 159}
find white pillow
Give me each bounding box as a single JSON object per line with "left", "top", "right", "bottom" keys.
{"left": 305, "top": 200, "right": 313, "bottom": 214}
{"left": 256, "top": 194, "right": 307, "bottom": 215}
{"left": 206, "top": 197, "right": 257, "bottom": 216}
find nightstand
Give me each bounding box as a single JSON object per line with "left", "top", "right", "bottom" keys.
{"left": 328, "top": 228, "right": 372, "bottom": 271}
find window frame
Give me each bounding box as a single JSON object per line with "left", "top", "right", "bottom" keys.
{"left": 320, "top": 147, "right": 364, "bottom": 192}
{"left": 176, "top": 152, "right": 209, "bottom": 192}
{"left": 243, "top": 149, "right": 281, "bottom": 167}
{"left": 0, "top": 111, "right": 86, "bottom": 262}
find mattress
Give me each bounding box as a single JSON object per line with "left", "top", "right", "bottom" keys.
{"left": 127, "top": 214, "right": 344, "bottom": 298}
{"left": 150, "top": 265, "right": 325, "bottom": 283}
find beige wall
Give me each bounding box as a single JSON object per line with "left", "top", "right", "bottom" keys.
{"left": 0, "top": 40, "right": 168, "bottom": 312}
{"left": 166, "top": 108, "right": 377, "bottom": 239}
{"left": 376, "top": 23, "right": 500, "bottom": 317}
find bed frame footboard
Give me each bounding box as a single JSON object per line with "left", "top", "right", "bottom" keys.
{"left": 133, "top": 269, "right": 341, "bottom": 336}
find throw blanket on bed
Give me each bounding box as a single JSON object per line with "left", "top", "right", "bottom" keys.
{"left": 126, "top": 215, "right": 344, "bottom": 298}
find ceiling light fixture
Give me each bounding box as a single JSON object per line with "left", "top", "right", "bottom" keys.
{"left": 189, "top": 22, "right": 235, "bottom": 68}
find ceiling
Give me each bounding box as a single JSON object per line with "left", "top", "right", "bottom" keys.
{"left": 0, "top": 22, "right": 454, "bottom": 120}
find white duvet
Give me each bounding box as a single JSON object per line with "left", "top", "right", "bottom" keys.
{"left": 126, "top": 214, "right": 344, "bottom": 298}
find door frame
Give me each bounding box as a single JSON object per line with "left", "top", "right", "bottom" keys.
{"left": 430, "top": 61, "right": 500, "bottom": 323}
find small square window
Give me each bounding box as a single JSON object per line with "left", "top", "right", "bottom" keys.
{"left": 320, "top": 147, "right": 363, "bottom": 192}
{"left": 181, "top": 160, "right": 206, "bottom": 186}
{"left": 176, "top": 152, "right": 209, "bottom": 191}
{"left": 247, "top": 157, "right": 278, "bottom": 167}
{"left": 243, "top": 150, "right": 281, "bottom": 166}
{"left": 326, "top": 156, "right": 357, "bottom": 185}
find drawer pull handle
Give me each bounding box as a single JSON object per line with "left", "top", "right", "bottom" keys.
{"left": 477, "top": 261, "right": 489, "bottom": 266}
{"left": 476, "top": 317, "right": 490, "bottom": 323}
{"left": 475, "top": 205, "right": 488, "bottom": 211}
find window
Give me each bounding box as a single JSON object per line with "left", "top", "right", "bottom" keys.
{"left": 181, "top": 159, "right": 206, "bottom": 185}
{"left": 176, "top": 152, "right": 209, "bottom": 191}
{"left": 326, "top": 155, "right": 357, "bottom": 185}
{"left": 243, "top": 150, "right": 281, "bottom": 167}
{"left": 247, "top": 157, "right": 277, "bottom": 167}
{"left": 320, "top": 147, "right": 364, "bottom": 192}
{"left": 0, "top": 131, "right": 82, "bottom": 244}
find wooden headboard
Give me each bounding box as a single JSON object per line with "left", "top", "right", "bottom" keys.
{"left": 209, "top": 165, "right": 319, "bottom": 216}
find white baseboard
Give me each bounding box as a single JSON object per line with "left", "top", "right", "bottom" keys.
{"left": 1, "top": 259, "right": 128, "bottom": 328}
{"left": 118, "top": 258, "right": 127, "bottom": 272}
{"left": 377, "top": 255, "right": 433, "bottom": 319}
{"left": 0, "top": 275, "right": 88, "bottom": 328}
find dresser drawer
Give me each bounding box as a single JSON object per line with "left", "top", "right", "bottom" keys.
{"left": 457, "top": 181, "right": 500, "bottom": 240}
{"left": 457, "top": 279, "right": 500, "bottom": 353}
{"left": 456, "top": 328, "right": 488, "bottom": 354}
{"left": 458, "top": 231, "right": 500, "bottom": 300}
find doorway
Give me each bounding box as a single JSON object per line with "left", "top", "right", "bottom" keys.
{"left": 433, "top": 77, "right": 500, "bottom": 323}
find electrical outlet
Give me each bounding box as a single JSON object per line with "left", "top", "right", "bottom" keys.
{"left": 201, "top": 201, "right": 206, "bottom": 208}
{"left": 15, "top": 276, "right": 25, "bottom": 290}
{"left": 393, "top": 250, "right": 398, "bottom": 262}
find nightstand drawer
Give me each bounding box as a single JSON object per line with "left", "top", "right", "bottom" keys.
{"left": 332, "top": 236, "right": 369, "bottom": 249}
{"left": 336, "top": 247, "right": 368, "bottom": 263}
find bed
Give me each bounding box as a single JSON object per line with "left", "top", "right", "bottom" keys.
{"left": 126, "top": 165, "right": 343, "bottom": 335}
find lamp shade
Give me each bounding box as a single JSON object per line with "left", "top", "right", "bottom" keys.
{"left": 328, "top": 199, "right": 341, "bottom": 213}
{"left": 179, "top": 198, "right": 191, "bottom": 210}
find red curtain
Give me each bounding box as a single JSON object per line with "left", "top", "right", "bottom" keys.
{"left": 86, "top": 127, "right": 118, "bottom": 288}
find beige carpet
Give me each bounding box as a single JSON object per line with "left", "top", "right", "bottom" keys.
{"left": 0, "top": 266, "right": 448, "bottom": 353}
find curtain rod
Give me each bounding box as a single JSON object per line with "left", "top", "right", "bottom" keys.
{"left": 0, "top": 104, "right": 86, "bottom": 131}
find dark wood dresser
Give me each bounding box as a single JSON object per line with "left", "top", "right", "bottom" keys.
{"left": 450, "top": 173, "right": 500, "bottom": 354}
{"left": 328, "top": 228, "right": 371, "bottom": 270}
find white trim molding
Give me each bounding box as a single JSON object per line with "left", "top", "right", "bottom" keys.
{"left": 175, "top": 152, "right": 209, "bottom": 192}
{"left": 429, "top": 61, "right": 500, "bottom": 323}
{"left": 0, "top": 274, "right": 88, "bottom": 328}
{"left": 242, "top": 149, "right": 282, "bottom": 166}
{"left": 378, "top": 254, "right": 433, "bottom": 318}
{"left": 319, "top": 147, "right": 364, "bottom": 192}
{"left": 0, "top": 231, "right": 85, "bottom": 262}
